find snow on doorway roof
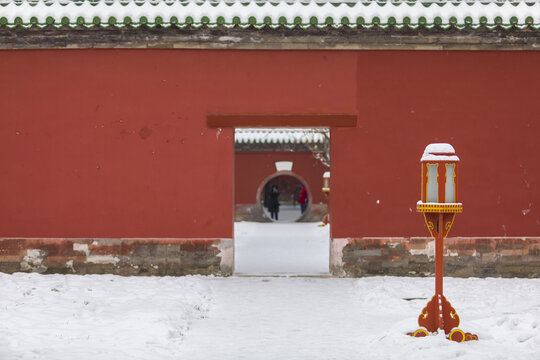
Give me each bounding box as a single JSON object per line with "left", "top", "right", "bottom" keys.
{"left": 0, "top": 1, "right": 538, "bottom": 29}
{"left": 235, "top": 128, "right": 328, "bottom": 144}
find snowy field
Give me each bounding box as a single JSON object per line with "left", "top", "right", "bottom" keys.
{"left": 234, "top": 221, "right": 330, "bottom": 275}
{"left": 1, "top": 274, "right": 539, "bottom": 360}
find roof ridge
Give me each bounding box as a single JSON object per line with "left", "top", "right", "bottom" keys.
{"left": 1, "top": 1, "right": 539, "bottom": 3}
{"left": 235, "top": 128, "right": 328, "bottom": 144}
{"left": 0, "top": 0, "right": 538, "bottom": 28}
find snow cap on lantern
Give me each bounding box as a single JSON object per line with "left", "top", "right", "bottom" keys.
{"left": 417, "top": 143, "right": 462, "bottom": 213}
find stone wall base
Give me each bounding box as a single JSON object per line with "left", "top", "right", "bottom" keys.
{"left": 3, "top": 236, "right": 538, "bottom": 278}
{"left": 331, "top": 237, "right": 540, "bottom": 278}
{"left": 0, "top": 238, "right": 233, "bottom": 276}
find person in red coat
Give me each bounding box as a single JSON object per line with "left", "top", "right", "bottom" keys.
{"left": 298, "top": 186, "right": 308, "bottom": 214}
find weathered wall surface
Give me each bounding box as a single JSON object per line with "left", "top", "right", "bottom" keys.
{"left": 0, "top": 238, "right": 233, "bottom": 276}
{"left": 331, "top": 51, "right": 540, "bottom": 240}
{"left": 331, "top": 237, "right": 540, "bottom": 278}
{"left": 0, "top": 49, "right": 355, "bottom": 275}
{"left": 327, "top": 51, "right": 540, "bottom": 277}
{"left": 0, "top": 49, "right": 355, "bottom": 240}
{"left": 1, "top": 49, "right": 539, "bottom": 276}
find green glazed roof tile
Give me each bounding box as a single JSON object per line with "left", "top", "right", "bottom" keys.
{"left": 0, "top": 0, "right": 538, "bottom": 29}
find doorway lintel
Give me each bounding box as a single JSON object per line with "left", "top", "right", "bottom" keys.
{"left": 207, "top": 114, "right": 356, "bottom": 128}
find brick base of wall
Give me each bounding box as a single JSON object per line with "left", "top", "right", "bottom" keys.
{"left": 3, "top": 237, "right": 538, "bottom": 278}
{"left": 0, "top": 238, "right": 233, "bottom": 276}
{"left": 331, "top": 237, "right": 540, "bottom": 278}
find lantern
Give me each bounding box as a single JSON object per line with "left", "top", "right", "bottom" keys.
{"left": 409, "top": 143, "right": 477, "bottom": 343}
{"left": 417, "top": 143, "right": 462, "bottom": 240}
{"left": 322, "top": 171, "right": 330, "bottom": 195}
{"left": 418, "top": 143, "right": 462, "bottom": 213}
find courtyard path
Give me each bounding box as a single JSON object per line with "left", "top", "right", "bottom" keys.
{"left": 175, "top": 277, "right": 385, "bottom": 360}
{"left": 234, "top": 222, "right": 330, "bottom": 275}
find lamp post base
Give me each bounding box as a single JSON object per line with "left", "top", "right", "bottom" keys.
{"left": 318, "top": 214, "right": 330, "bottom": 227}
{"left": 407, "top": 294, "right": 478, "bottom": 342}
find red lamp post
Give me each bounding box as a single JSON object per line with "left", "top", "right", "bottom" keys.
{"left": 408, "top": 143, "right": 478, "bottom": 343}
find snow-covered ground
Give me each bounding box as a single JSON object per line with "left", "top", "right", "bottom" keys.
{"left": 1, "top": 222, "right": 538, "bottom": 359}
{"left": 0, "top": 274, "right": 210, "bottom": 360}
{"left": 262, "top": 204, "right": 305, "bottom": 222}
{"left": 1, "top": 274, "right": 539, "bottom": 360}
{"left": 234, "top": 221, "right": 329, "bottom": 275}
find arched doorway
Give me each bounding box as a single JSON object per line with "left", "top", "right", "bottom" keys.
{"left": 257, "top": 171, "right": 312, "bottom": 223}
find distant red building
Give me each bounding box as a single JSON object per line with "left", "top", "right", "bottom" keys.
{"left": 234, "top": 129, "right": 329, "bottom": 222}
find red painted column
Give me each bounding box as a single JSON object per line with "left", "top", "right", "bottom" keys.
{"left": 436, "top": 212, "right": 444, "bottom": 330}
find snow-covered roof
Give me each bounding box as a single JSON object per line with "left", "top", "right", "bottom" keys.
{"left": 0, "top": 1, "right": 538, "bottom": 29}
{"left": 421, "top": 142, "right": 460, "bottom": 162}
{"left": 235, "top": 128, "right": 328, "bottom": 144}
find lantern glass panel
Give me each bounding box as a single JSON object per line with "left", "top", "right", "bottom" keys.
{"left": 445, "top": 164, "right": 456, "bottom": 203}
{"left": 426, "top": 164, "right": 438, "bottom": 203}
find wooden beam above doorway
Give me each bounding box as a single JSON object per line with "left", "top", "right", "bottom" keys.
{"left": 207, "top": 114, "right": 357, "bottom": 128}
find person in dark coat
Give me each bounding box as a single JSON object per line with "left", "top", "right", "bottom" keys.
{"left": 268, "top": 184, "right": 280, "bottom": 220}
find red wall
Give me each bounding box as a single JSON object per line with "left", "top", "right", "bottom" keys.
{"left": 0, "top": 49, "right": 355, "bottom": 238}
{"left": 1, "top": 50, "right": 538, "bottom": 239}
{"left": 235, "top": 152, "right": 329, "bottom": 204}
{"left": 332, "top": 51, "right": 540, "bottom": 238}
